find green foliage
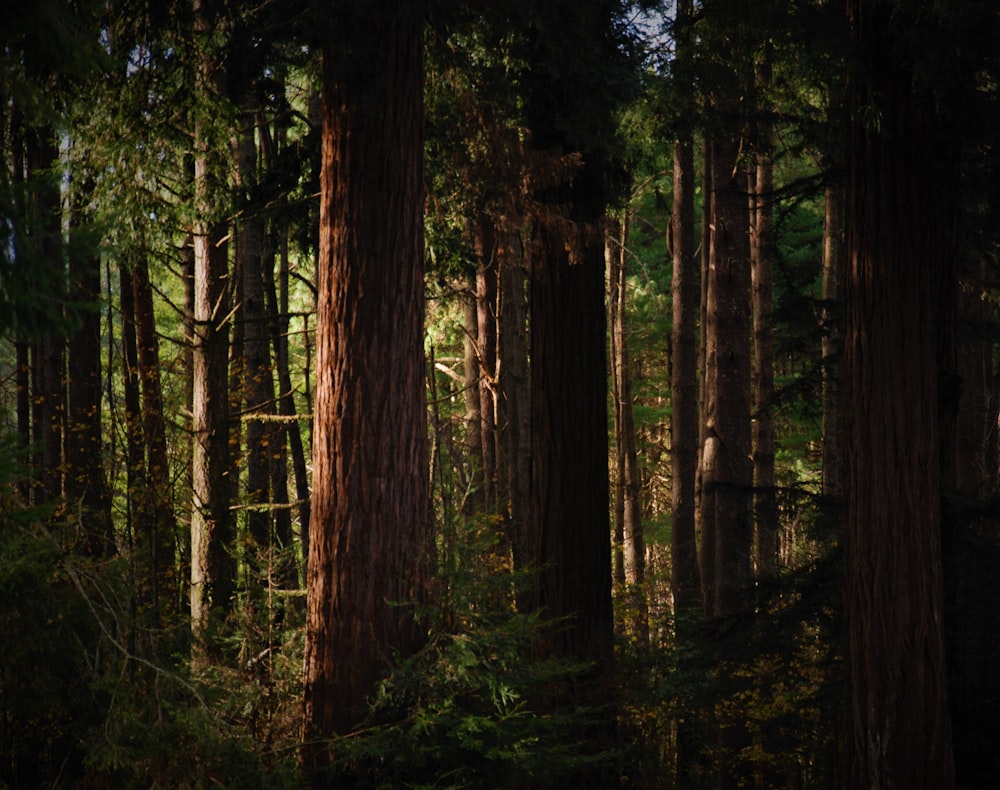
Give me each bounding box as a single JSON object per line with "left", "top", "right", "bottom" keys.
{"left": 316, "top": 519, "right": 618, "bottom": 789}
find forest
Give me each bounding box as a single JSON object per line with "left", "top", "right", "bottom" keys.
{"left": 2, "top": 0, "right": 999, "bottom": 787}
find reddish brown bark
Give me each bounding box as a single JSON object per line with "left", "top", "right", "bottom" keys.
{"left": 843, "top": 1, "right": 958, "bottom": 785}
{"left": 301, "top": 2, "right": 430, "bottom": 771}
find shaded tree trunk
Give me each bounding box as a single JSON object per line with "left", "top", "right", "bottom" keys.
{"left": 133, "top": 254, "right": 177, "bottom": 618}
{"left": 670, "top": 86, "right": 701, "bottom": 618}
{"left": 66, "top": 231, "right": 113, "bottom": 555}
{"left": 301, "top": 3, "right": 430, "bottom": 774}
{"left": 26, "top": 132, "right": 64, "bottom": 507}
{"left": 842, "top": 1, "right": 958, "bottom": 785}
{"left": 266, "top": 226, "right": 310, "bottom": 582}
{"left": 496, "top": 221, "right": 531, "bottom": 568}
{"left": 235, "top": 98, "right": 280, "bottom": 587}
{"left": 701, "top": 128, "right": 752, "bottom": 620}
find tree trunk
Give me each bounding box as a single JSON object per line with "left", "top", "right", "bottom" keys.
{"left": 462, "top": 267, "right": 485, "bottom": 515}
{"left": 701, "top": 118, "right": 754, "bottom": 790}
{"left": 750, "top": 73, "right": 778, "bottom": 576}
{"left": 27, "top": 132, "right": 64, "bottom": 507}
{"left": 608, "top": 212, "right": 647, "bottom": 637}
{"left": 475, "top": 217, "right": 499, "bottom": 512}
{"left": 66, "top": 230, "right": 113, "bottom": 555}
{"left": 497, "top": 221, "right": 530, "bottom": 570}
{"left": 235, "top": 98, "right": 279, "bottom": 586}
{"left": 821, "top": 181, "right": 845, "bottom": 505}
{"left": 133, "top": 254, "right": 177, "bottom": 618}
{"left": 267, "top": 230, "right": 310, "bottom": 583}
{"left": 190, "top": 0, "right": 235, "bottom": 663}
{"left": 842, "top": 1, "right": 958, "bottom": 785}
{"left": 670, "top": 113, "right": 701, "bottom": 617}
{"left": 701, "top": 129, "right": 752, "bottom": 620}
{"left": 301, "top": 3, "right": 430, "bottom": 773}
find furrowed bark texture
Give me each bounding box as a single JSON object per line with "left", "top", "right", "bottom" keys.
{"left": 302, "top": 2, "right": 430, "bottom": 769}
{"left": 843, "top": 1, "right": 958, "bottom": 785}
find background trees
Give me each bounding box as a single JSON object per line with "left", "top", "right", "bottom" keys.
{"left": 2, "top": 0, "right": 1000, "bottom": 787}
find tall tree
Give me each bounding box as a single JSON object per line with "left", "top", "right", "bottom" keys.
{"left": 519, "top": 0, "right": 620, "bottom": 671}
{"left": 190, "top": 0, "right": 236, "bottom": 664}
{"left": 669, "top": 0, "right": 702, "bottom": 618}
{"left": 842, "top": 0, "right": 960, "bottom": 785}
{"left": 301, "top": 0, "right": 431, "bottom": 775}
{"left": 750, "top": 51, "right": 777, "bottom": 576}
{"left": 607, "top": 211, "right": 647, "bottom": 637}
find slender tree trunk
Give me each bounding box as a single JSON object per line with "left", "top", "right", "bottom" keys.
{"left": 750, "top": 73, "right": 778, "bottom": 576}
{"left": 669, "top": 5, "right": 703, "bottom": 772}
{"left": 608, "top": 222, "right": 627, "bottom": 589}
{"left": 190, "top": 0, "right": 235, "bottom": 662}
{"left": 821, "top": 181, "right": 845, "bottom": 505}
{"left": 698, "top": 136, "right": 714, "bottom": 610}
{"left": 120, "top": 263, "right": 149, "bottom": 613}
{"left": 475, "top": 217, "right": 499, "bottom": 511}
{"left": 462, "top": 267, "right": 485, "bottom": 515}
{"left": 235, "top": 99, "right": 278, "bottom": 586}
{"left": 133, "top": 254, "right": 177, "bottom": 618}
{"left": 267, "top": 232, "right": 310, "bottom": 583}
{"left": 670, "top": 104, "right": 701, "bottom": 617}
{"left": 301, "top": 4, "right": 430, "bottom": 774}
{"left": 497, "top": 221, "right": 530, "bottom": 570}
{"left": 608, "top": 213, "right": 647, "bottom": 636}
{"left": 16, "top": 341, "right": 30, "bottom": 502}
{"left": 842, "top": 1, "right": 958, "bottom": 785}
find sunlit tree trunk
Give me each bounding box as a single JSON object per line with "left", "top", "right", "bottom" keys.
{"left": 475, "top": 217, "right": 499, "bottom": 511}
{"left": 462, "top": 267, "right": 485, "bottom": 515}
{"left": 608, "top": 212, "right": 647, "bottom": 638}
{"left": 190, "top": 0, "right": 235, "bottom": 664}
{"left": 301, "top": 3, "right": 430, "bottom": 775}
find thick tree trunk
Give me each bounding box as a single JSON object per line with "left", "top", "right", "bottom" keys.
{"left": 66, "top": 242, "right": 113, "bottom": 555}
{"left": 701, "top": 130, "right": 752, "bottom": 620}
{"left": 701, "top": 121, "right": 754, "bottom": 790}
{"left": 27, "top": 133, "right": 64, "bottom": 507}
{"left": 843, "top": 1, "right": 958, "bottom": 785}
{"left": 301, "top": 3, "right": 430, "bottom": 773}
